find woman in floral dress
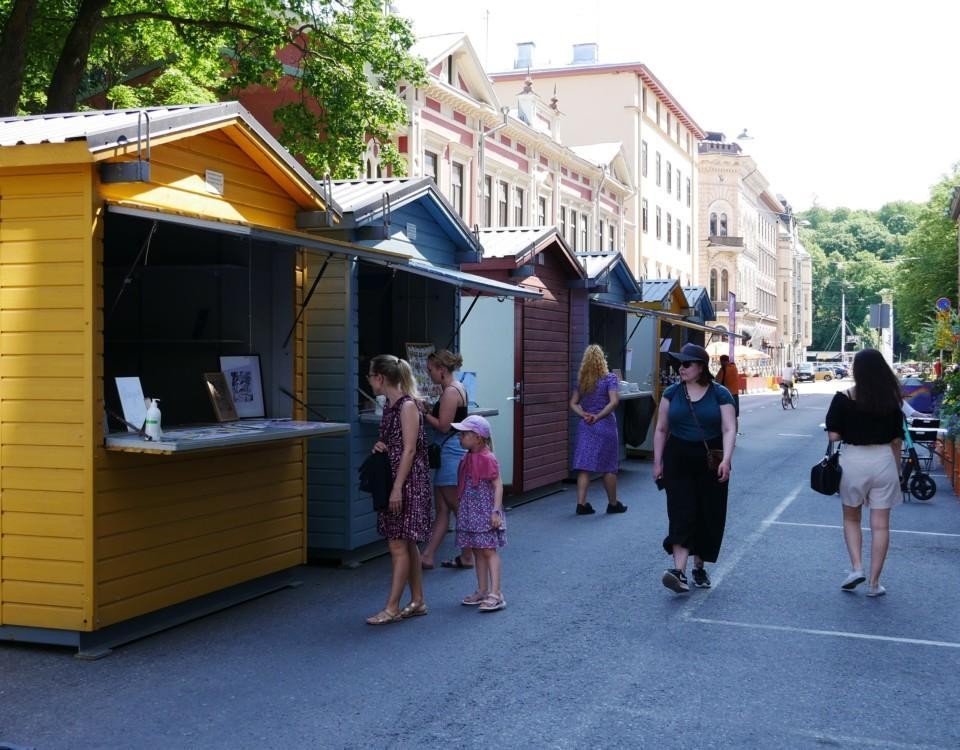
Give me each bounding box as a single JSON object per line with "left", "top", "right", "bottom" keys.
{"left": 366, "top": 354, "right": 433, "bottom": 625}
{"left": 570, "top": 345, "right": 627, "bottom": 515}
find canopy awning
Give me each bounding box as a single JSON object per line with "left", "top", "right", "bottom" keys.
{"left": 590, "top": 298, "right": 746, "bottom": 340}
{"left": 401, "top": 259, "right": 542, "bottom": 299}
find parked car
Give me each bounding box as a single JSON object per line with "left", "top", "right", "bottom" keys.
{"left": 796, "top": 363, "right": 815, "bottom": 382}
{"left": 815, "top": 365, "right": 835, "bottom": 381}
{"left": 833, "top": 364, "right": 849, "bottom": 379}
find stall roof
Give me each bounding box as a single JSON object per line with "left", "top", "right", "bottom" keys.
{"left": 682, "top": 285, "right": 716, "bottom": 321}
{"left": 577, "top": 251, "right": 642, "bottom": 297}
{"left": 639, "top": 279, "right": 680, "bottom": 303}
{"left": 0, "top": 102, "right": 340, "bottom": 216}
{"left": 106, "top": 204, "right": 400, "bottom": 264}
{"left": 591, "top": 298, "right": 744, "bottom": 339}
{"left": 477, "top": 226, "right": 586, "bottom": 277}
{"left": 328, "top": 177, "right": 480, "bottom": 254}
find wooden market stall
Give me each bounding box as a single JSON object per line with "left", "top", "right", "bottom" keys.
{"left": 297, "top": 178, "right": 541, "bottom": 557}
{"left": 464, "top": 227, "right": 586, "bottom": 495}
{"left": 0, "top": 103, "right": 377, "bottom": 655}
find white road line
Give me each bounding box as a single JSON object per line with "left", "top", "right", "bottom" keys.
{"left": 679, "top": 483, "right": 803, "bottom": 619}
{"left": 771, "top": 521, "right": 960, "bottom": 538}
{"left": 687, "top": 616, "right": 960, "bottom": 650}
{"left": 790, "top": 729, "right": 941, "bottom": 750}
{"left": 777, "top": 433, "right": 813, "bottom": 437}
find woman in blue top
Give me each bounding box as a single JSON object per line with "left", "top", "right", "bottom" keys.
{"left": 653, "top": 343, "right": 737, "bottom": 593}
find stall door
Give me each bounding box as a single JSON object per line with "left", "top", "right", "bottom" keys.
{"left": 515, "top": 258, "right": 571, "bottom": 493}
{"left": 458, "top": 295, "right": 515, "bottom": 486}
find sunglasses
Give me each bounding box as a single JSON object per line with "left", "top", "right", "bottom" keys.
{"left": 678, "top": 361, "right": 699, "bottom": 369}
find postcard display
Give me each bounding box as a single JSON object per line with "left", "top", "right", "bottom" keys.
{"left": 103, "top": 212, "right": 296, "bottom": 436}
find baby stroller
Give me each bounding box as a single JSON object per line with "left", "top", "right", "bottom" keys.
{"left": 900, "top": 418, "right": 938, "bottom": 502}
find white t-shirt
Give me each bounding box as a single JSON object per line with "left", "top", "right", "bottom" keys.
{"left": 781, "top": 366, "right": 795, "bottom": 383}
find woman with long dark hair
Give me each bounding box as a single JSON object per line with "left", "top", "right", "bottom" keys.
{"left": 825, "top": 348, "right": 903, "bottom": 597}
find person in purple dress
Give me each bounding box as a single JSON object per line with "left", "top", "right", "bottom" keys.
{"left": 570, "top": 344, "right": 627, "bottom": 515}
{"left": 365, "top": 354, "right": 433, "bottom": 625}
{"left": 450, "top": 415, "right": 506, "bottom": 612}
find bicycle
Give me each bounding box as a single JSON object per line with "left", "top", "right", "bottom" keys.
{"left": 780, "top": 383, "right": 798, "bottom": 410}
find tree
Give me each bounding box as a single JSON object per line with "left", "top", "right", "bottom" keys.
{"left": 0, "top": 0, "right": 425, "bottom": 178}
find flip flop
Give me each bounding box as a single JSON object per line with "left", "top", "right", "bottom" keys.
{"left": 440, "top": 555, "right": 474, "bottom": 569}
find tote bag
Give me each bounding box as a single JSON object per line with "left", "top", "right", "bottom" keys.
{"left": 810, "top": 441, "right": 842, "bottom": 495}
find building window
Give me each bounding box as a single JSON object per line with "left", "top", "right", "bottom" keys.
{"left": 609, "top": 223, "right": 617, "bottom": 251}
{"left": 425, "top": 151, "right": 439, "bottom": 184}
{"left": 666, "top": 212, "right": 672, "bottom": 245}
{"left": 656, "top": 152, "right": 661, "bottom": 186}
{"left": 642, "top": 199, "right": 648, "bottom": 233}
{"left": 666, "top": 161, "right": 672, "bottom": 193}
{"left": 656, "top": 207, "right": 662, "bottom": 239}
{"left": 721, "top": 269, "right": 729, "bottom": 298}
{"left": 676, "top": 121, "right": 680, "bottom": 142}
{"left": 514, "top": 186, "right": 525, "bottom": 225}
{"left": 686, "top": 225, "right": 691, "bottom": 253}
{"left": 719, "top": 213, "right": 728, "bottom": 236}
{"left": 538, "top": 195, "right": 547, "bottom": 226}
{"left": 483, "top": 175, "right": 492, "bottom": 227}
{"left": 641, "top": 141, "right": 648, "bottom": 177}
{"left": 686, "top": 177, "right": 691, "bottom": 207}
{"left": 676, "top": 169, "right": 681, "bottom": 200}
{"left": 676, "top": 218, "right": 681, "bottom": 249}
{"left": 570, "top": 211, "right": 578, "bottom": 249}
{"left": 642, "top": 86, "right": 647, "bottom": 112}
{"left": 710, "top": 269, "right": 718, "bottom": 300}
{"left": 655, "top": 100, "right": 660, "bottom": 125}
{"left": 498, "top": 180, "right": 508, "bottom": 226}
{"left": 709, "top": 212, "right": 718, "bottom": 235}
{"left": 686, "top": 132, "right": 691, "bottom": 152}
{"left": 666, "top": 110, "right": 671, "bottom": 133}
{"left": 580, "top": 213, "right": 588, "bottom": 250}
{"left": 599, "top": 219, "right": 605, "bottom": 248}
{"left": 450, "top": 162, "right": 464, "bottom": 217}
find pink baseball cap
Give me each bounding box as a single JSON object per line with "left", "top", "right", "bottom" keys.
{"left": 450, "top": 414, "right": 491, "bottom": 438}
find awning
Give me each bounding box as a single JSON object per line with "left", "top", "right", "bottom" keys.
{"left": 590, "top": 298, "right": 746, "bottom": 340}
{"left": 106, "top": 203, "right": 405, "bottom": 265}
{"left": 398, "top": 259, "right": 542, "bottom": 299}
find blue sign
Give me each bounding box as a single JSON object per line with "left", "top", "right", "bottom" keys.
{"left": 936, "top": 297, "right": 951, "bottom": 312}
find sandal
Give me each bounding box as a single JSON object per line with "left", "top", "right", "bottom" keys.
{"left": 399, "top": 601, "right": 428, "bottom": 619}
{"left": 478, "top": 594, "right": 506, "bottom": 612}
{"left": 440, "top": 555, "right": 474, "bottom": 569}
{"left": 461, "top": 590, "right": 488, "bottom": 606}
{"left": 365, "top": 608, "right": 402, "bottom": 625}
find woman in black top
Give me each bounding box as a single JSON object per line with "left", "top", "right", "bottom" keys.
{"left": 825, "top": 349, "right": 903, "bottom": 597}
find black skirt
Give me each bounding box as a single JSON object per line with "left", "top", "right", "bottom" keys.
{"left": 662, "top": 435, "right": 728, "bottom": 563}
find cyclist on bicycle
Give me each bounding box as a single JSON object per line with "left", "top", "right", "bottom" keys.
{"left": 780, "top": 362, "right": 796, "bottom": 395}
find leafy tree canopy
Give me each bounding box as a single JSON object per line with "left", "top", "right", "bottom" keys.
{"left": 0, "top": 0, "right": 426, "bottom": 178}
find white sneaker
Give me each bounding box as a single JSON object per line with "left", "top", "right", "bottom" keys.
{"left": 840, "top": 569, "right": 866, "bottom": 590}
{"left": 866, "top": 584, "right": 886, "bottom": 597}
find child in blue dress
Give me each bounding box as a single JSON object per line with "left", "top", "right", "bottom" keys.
{"left": 450, "top": 415, "right": 506, "bottom": 612}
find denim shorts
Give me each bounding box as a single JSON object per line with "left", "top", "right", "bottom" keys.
{"left": 433, "top": 432, "right": 468, "bottom": 487}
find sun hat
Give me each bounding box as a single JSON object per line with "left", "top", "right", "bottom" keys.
{"left": 450, "top": 414, "right": 491, "bottom": 438}
{"left": 669, "top": 343, "right": 710, "bottom": 364}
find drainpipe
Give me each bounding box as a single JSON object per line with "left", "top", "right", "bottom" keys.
{"left": 476, "top": 107, "right": 510, "bottom": 229}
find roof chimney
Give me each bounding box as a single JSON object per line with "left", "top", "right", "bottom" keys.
{"left": 515, "top": 41, "right": 535, "bottom": 70}
{"left": 572, "top": 42, "right": 598, "bottom": 65}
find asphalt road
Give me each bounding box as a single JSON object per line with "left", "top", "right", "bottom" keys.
{"left": 2, "top": 379, "right": 960, "bottom": 749}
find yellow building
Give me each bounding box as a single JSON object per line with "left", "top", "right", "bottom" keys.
{"left": 0, "top": 103, "right": 374, "bottom": 656}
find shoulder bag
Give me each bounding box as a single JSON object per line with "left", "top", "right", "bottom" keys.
{"left": 683, "top": 383, "right": 726, "bottom": 472}
{"left": 359, "top": 450, "right": 391, "bottom": 511}
{"left": 810, "top": 441, "right": 842, "bottom": 495}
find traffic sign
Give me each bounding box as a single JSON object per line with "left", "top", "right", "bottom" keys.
{"left": 936, "top": 297, "right": 951, "bottom": 312}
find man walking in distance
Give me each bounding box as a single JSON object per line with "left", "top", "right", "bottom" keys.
{"left": 716, "top": 354, "right": 741, "bottom": 435}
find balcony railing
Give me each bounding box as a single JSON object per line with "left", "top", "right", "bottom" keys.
{"left": 710, "top": 300, "right": 747, "bottom": 312}
{"left": 707, "top": 235, "right": 744, "bottom": 248}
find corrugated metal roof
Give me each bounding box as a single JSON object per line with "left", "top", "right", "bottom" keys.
{"left": 0, "top": 102, "right": 339, "bottom": 215}
{"left": 411, "top": 33, "right": 465, "bottom": 65}
{"left": 576, "top": 251, "right": 617, "bottom": 279}
{"left": 682, "top": 285, "right": 706, "bottom": 307}
{"left": 640, "top": 279, "right": 678, "bottom": 303}
{"left": 329, "top": 177, "right": 426, "bottom": 213}
{"left": 569, "top": 143, "right": 621, "bottom": 166}
{"left": 477, "top": 226, "right": 558, "bottom": 259}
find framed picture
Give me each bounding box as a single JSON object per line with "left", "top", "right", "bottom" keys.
{"left": 202, "top": 372, "right": 238, "bottom": 422}
{"left": 219, "top": 355, "right": 265, "bottom": 419}
{"left": 405, "top": 342, "right": 441, "bottom": 402}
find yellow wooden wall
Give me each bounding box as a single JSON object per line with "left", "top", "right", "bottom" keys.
{"left": 0, "top": 164, "right": 95, "bottom": 631}
{"left": 90, "top": 131, "right": 310, "bottom": 630}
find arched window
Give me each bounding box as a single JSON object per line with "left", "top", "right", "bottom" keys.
{"left": 719, "top": 213, "right": 728, "bottom": 236}
{"left": 709, "top": 212, "right": 718, "bottom": 236}
{"left": 710, "top": 269, "right": 718, "bottom": 300}
{"left": 720, "top": 269, "right": 729, "bottom": 298}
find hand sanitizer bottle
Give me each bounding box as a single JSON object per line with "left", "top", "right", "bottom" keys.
{"left": 144, "top": 398, "right": 162, "bottom": 440}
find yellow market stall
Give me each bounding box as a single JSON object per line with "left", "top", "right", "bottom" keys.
{"left": 0, "top": 103, "right": 380, "bottom": 656}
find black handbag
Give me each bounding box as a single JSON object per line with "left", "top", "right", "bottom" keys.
{"left": 428, "top": 433, "right": 453, "bottom": 469}
{"left": 359, "top": 450, "right": 392, "bottom": 511}
{"left": 810, "top": 441, "right": 842, "bottom": 495}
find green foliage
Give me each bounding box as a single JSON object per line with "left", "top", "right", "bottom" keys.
{"left": 935, "top": 368, "right": 960, "bottom": 436}
{"left": 1, "top": 0, "right": 425, "bottom": 178}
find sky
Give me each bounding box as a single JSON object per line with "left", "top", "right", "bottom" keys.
{"left": 395, "top": 0, "right": 959, "bottom": 212}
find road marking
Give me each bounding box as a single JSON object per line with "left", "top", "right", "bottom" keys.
{"left": 772, "top": 521, "right": 960, "bottom": 538}
{"left": 777, "top": 433, "right": 813, "bottom": 437}
{"left": 790, "top": 729, "right": 941, "bottom": 750}
{"left": 687, "top": 616, "right": 960, "bottom": 650}
{"left": 679, "top": 483, "right": 802, "bottom": 619}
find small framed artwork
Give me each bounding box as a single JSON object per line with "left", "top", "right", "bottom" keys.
{"left": 203, "top": 372, "right": 239, "bottom": 422}
{"left": 219, "top": 355, "right": 265, "bottom": 419}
